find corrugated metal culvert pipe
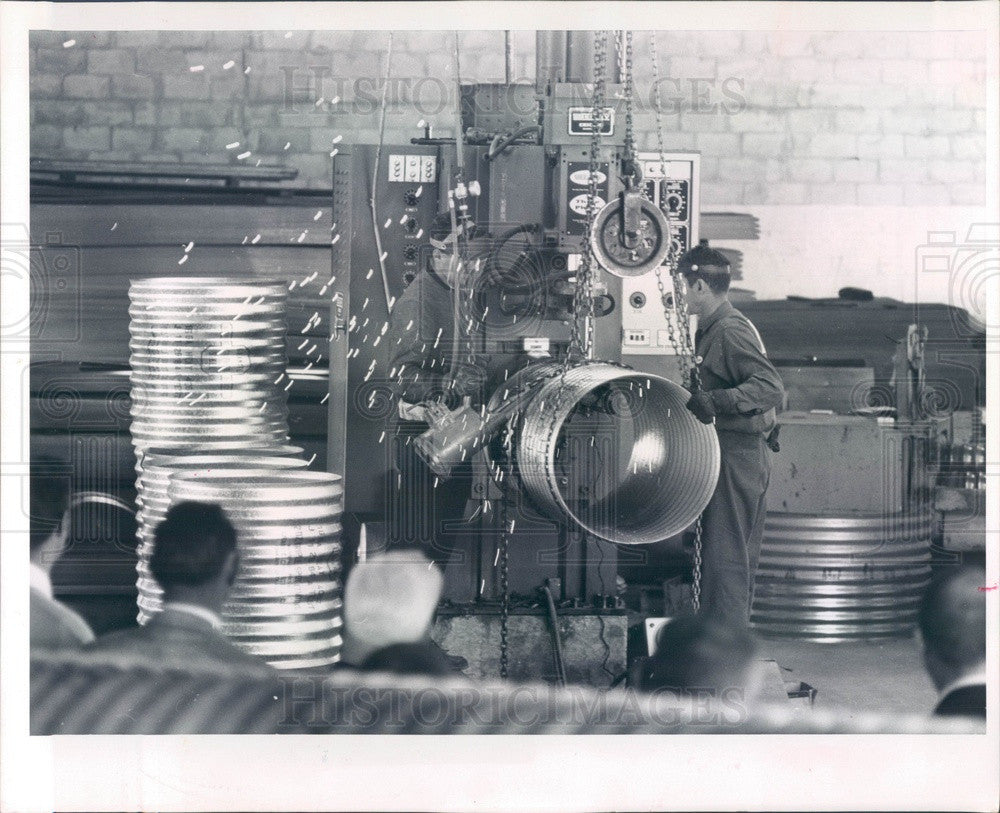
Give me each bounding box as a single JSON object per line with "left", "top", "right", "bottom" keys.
{"left": 168, "top": 469, "right": 344, "bottom": 669}
{"left": 134, "top": 450, "right": 306, "bottom": 623}
{"left": 494, "top": 362, "right": 720, "bottom": 545}
{"left": 128, "top": 277, "right": 291, "bottom": 458}
{"left": 752, "top": 511, "right": 934, "bottom": 642}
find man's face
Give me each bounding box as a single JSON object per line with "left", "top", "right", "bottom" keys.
{"left": 680, "top": 275, "right": 708, "bottom": 316}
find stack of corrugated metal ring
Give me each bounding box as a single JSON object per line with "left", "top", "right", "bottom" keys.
{"left": 134, "top": 448, "right": 305, "bottom": 623}
{"left": 127, "top": 277, "right": 342, "bottom": 668}
{"left": 128, "top": 277, "right": 291, "bottom": 455}
{"left": 168, "top": 469, "right": 344, "bottom": 670}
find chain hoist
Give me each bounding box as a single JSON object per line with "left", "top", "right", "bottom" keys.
{"left": 648, "top": 30, "right": 704, "bottom": 611}
{"left": 590, "top": 31, "right": 672, "bottom": 279}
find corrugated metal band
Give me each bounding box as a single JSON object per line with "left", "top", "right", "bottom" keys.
{"left": 135, "top": 454, "right": 311, "bottom": 622}
{"left": 166, "top": 469, "right": 344, "bottom": 668}
{"left": 752, "top": 512, "right": 934, "bottom": 642}
{"left": 514, "top": 363, "right": 720, "bottom": 544}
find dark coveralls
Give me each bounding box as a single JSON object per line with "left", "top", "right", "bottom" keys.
{"left": 385, "top": 264, "right": 518, "bottom": 597}
{"left": 694, "top": 300, "right": 784, "bottom": 627}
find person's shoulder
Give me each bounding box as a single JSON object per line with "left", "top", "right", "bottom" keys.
{"left": 935, "top": 682, "right": 986, "bottom": 718}
{"left": 83, "top": 623, "right": 144, "bottom": 652}
{"left": 31, "top": 589, "right": 94, "bottom": 648}
{"left": 719, "top": 308, "right": 764, "bottom": 344}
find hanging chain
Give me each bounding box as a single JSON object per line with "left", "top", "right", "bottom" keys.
{"left": 563, "top": 29, "right": 608, "bottom": 377}
{"left": 621, "top": 30, "right": 638, "bottom": 182}
{"left": 691, "top": 515, "right": 704, "bottom": 612}
{"left": 499, "top": 492, "right": 510, "bottom": 678}
{"left": 649, "top": 30, "right": 704, "bottom": 611}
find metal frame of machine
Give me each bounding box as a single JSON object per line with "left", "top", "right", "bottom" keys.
{"left": 326, "top": 31, "right": 718, "bottom": 683}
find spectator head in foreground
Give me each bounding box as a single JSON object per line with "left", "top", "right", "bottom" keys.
{"left": 918, "top": 565, "right": 986, "bottom": 718}
{"left": 361, "top": 641, "right": 455, "bottom": 678}
{"left": 643, "top": 614, "right": 765, "bottom": 703}
{"left": 29, "top": 456, "right": 95, "bottom": 648}
{"left": 342, "top": 549, "right": 443, "bottom": 665}
{"left": 150, "top": 501, "right": 239, "bottom": 613}
{"left": 30, "top": 456, "right": 72, "bottom": 569}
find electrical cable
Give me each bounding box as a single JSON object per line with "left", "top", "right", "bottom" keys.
{"left": 541, "top": 583, "right": 567, "bottom": 687}
{"left": 594, "top": 534, "right": 616, "bottom": 682}
{"left": 370, "top": 32, "right": 394, "bottom": 314}
{"left": 486, "top": 125, "right": 541, "bottom": 161}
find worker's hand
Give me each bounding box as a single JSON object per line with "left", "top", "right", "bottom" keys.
{"left": 685, "top": 391, "right": 716, "bottom": 424}
{"left": 449, "top": 363, "right": 486, "bottom": 399}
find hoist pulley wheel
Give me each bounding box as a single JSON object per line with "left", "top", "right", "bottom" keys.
{"left": 590, "top": 192, "right": 672, "bottom": 278}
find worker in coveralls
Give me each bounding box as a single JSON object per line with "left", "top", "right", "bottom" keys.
{"left": 385, "top": 211, "right": 518, "bottom": 600}
{"left": 679, "top": 240, "right": 785, "bottom": 627}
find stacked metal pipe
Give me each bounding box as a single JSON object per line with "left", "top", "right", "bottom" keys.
{"left": 134, "top": 449, "right": 306, "bottom": 622}
{"left": 752, "top": 511, "right": 934, "bottom": 642}
{"left": 128, "top": 277, "right": 291, "bottom": 453}
{"left": 168, "top": 469, "right": 344, "bottom": 669}
{"left": 128, "top": 277, "right": 342, "bottom": 668}
{"left": 129, "top": 278, "right": 294, "bottom": 620}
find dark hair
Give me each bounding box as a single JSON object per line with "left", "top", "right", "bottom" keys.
{"left": 361, "top": 641, "right": 454, "bottom": 678}
{"left": 678, "top": 239, "right": 731, "bottom": 294}
{"left": 643, "top": 615, "right": 757, "bottom": 693}
{"left": 149, "top": 501, "right": 237, "bottom": 588}
{"left": 918, "top": 565, "right": 986, "bottom": 669}
{"left": 30, "top": 456, "right": 72, "bottom": 554}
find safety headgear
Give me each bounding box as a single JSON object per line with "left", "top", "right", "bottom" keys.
{"left": 677, "top": 239, "right": 731, "bottom": 277}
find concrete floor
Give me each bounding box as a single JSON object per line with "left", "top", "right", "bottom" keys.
{"left": 757, "top": 633, "right": 939, "bottom": 716}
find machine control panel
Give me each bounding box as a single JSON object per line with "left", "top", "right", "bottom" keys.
{"left": 620, "top": 152, "right": 700, "bottom": 356}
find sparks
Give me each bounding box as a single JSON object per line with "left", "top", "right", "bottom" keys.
{"left": 223, "top": 60, "right": 235, "bottom": 70}
{"left": 226, "top": 142, "right": 240, "bottom": 150}
{"left": 237, "top": 151, "right": 251, "bottom": 160}
{"left": 62, "top": 39, "right": 76, "bottom": 48}
{"left": 177, "top": 255, "right": 188, "bottom": 265}
{"left": 189, "top": 65, "right": 204, "bottom": 72}
{"left": 251, "top": 234, "right": 261, "bottom": 244}
{"left": 320, "top": 392, "right": 330, "bottom": 404}
{"left": 111, "top": 222, "right": 118, "bottom": 230}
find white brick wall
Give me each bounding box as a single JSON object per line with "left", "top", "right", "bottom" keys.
{"left": 28, "top": 29, "right": 987, "bottom": 204}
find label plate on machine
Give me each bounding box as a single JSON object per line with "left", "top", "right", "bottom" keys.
{"left": 567, "top": 107, "right": 615, "bottom": 136}
{"left": 565, "top": 161, "right": 610, "bottom": 236}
